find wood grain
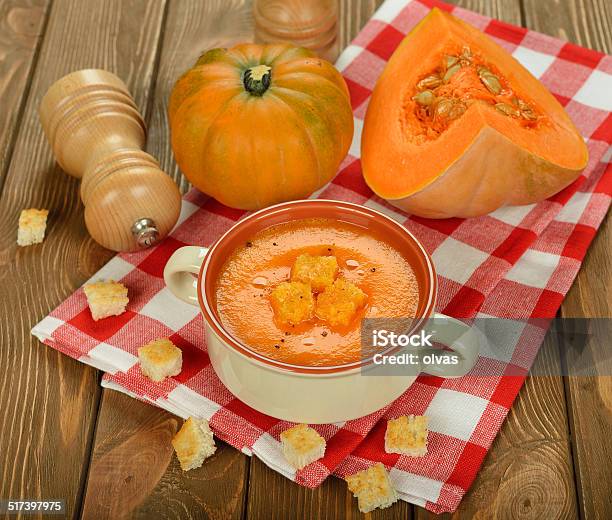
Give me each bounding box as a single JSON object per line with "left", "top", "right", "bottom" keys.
{"left": 560, "top": 320, "right": 612, "bottom": 519}
{"left": 247, "top": 456, "right": 413, "bottom": 520}
{"left": 81, "top": 1, "right": 253, "bottom": 518}
{"left": 450, "top": 0, "right": 522, "bottom": 22}
{"left": 338, "top": 0, "right": 383, "bottom": 50}
{"left": 523, "top": 0, "right": 611, "bottom": 53}
{"left": 0, "top": 0, "right": 50, "bottom": 184}
{"left": 81, "top": 391, "right": 248, "bottom": 520}
{"left": 558, "top": 183, "right": 611, "bottom": 519}
{"left": 523, "top": 2, "right": 612, "bottom": 517}
{"left": 0, "top": 0, "right": 166, "bottom": 517}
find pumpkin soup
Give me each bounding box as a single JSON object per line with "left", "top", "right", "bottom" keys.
{"left": 214, "top": 218, "right": 419, "bottom": 366}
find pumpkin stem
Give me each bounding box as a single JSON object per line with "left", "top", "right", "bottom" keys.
{"left": 243, "top": 65, "right": 272, "bottom": 96}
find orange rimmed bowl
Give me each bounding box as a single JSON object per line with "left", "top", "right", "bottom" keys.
{"left": 164, "top": 200, "right": 478, "bottom": 423}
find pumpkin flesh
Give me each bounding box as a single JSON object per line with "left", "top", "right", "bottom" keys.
{"left": 362, "top": 9, "right": 588, "bottom": 218}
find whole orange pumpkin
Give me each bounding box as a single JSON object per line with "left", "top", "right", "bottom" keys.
{"left": 169, "top": 43, "right": 354, "bottom": 210}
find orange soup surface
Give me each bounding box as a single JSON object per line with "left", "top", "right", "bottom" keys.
{"left": 214, "top": 218, "right": 420, "bottom": 366}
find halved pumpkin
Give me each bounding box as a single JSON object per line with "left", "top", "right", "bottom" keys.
{"left": 361, "top": 8, "right": 588, "bottom": 218}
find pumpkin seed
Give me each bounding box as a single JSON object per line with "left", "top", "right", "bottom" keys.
{"left": 521, "top": 110, "right": 537, "bottom": 120}
{"left": 444, "top": 55, "right": 459, "bottom": 68}
{"left": 461, "top": 46, "right": 472, "bottom": 59}
{"left": 417, "top": 74, "right": 442, "bottom": 89}
{"left": 517, "top": 99, "right": 530, "bottom": 110}
{"left": 443, "top": 64, "right": 461, "bottom": 82}
{"left": 480, "top": 73, "right": 502, "bottom": 94}
{"left": 412, "top": 90, "right": 435, "bottom": 105}
{"left": 448, "top": 102, "right": 467, "bottom": 119}
{"left": 495, "top": 103, "right": 520, "bottom": 117}
{"left": 434, "top": 98, "right": 454, "bottom": 117}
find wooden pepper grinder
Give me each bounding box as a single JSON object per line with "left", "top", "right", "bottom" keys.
{"left": 253, "top": 0, "right": 339, "bottom": 62}
{"left": 39, "top": 69, "right": 181, "bottom": 252}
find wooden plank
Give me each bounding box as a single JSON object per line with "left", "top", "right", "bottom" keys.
{"left": 524, "top": 1, "right": 612, "bottom": 517}
{"left": 0, "top": 0, "right": 50, "bottom": 183}
{"left": 338, "top": 0, "right": 383, "bottom": 50}
{"left": 523, "top": 0, "right": 612, "bottom": 53}
{"left": 559, "top": 212, "right": 611, "bottom": 520}
{"left": 449, "top": 0, "right": 523, "bottom": 22}
{"left": 248, "top": 455, "right": 412, "bottom": 519}
{"left": 0, "top": 0, "right": 167, "bottom": 517}
{"left": 81, "top": 1, "right": 253, "bottom": 517}
{"left": 81, "top": 390, "right": 249, "bottom": 520}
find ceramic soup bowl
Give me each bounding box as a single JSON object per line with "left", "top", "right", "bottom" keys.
{"left": 164, "top": 200, "right": 479, "bottom": 423}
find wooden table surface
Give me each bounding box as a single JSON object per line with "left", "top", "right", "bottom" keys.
{"left": 0, "top": 0, "right": 610, "bottom": 518}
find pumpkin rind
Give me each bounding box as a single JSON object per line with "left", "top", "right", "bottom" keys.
{"left": 169, "top": 43, "right": 354, "bottom": 210}
{"left": 361, "top": 9, "right": 588, "bottom": 219}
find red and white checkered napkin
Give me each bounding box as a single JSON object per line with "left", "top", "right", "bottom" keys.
{"left": 32, "top": 0, "right": 611, "bottom": 513}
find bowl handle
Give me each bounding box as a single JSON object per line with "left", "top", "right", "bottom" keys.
{"left": 419, "top": 313, "right": 480, "bottom": 378}
{"left": 163, "top": 246, "right": 209, "bottom": 306}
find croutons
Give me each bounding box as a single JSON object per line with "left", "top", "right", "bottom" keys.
{"left": 315, "top": 278, "right": 367, "bottom": 326}
{"left": 291, "top": 253, "right": 338, "bottom": 292}
{"left": 346, "top": 463, "right": 398, "bottom": 513}
{"left": 138, "top": 338, "right": 182, "bottom": 382}
{"left": 280, "top": 423, "right": 326, "bottom": 469}
{"left": 385, "top": 415, "right": 428, "bottom": 456}
{"left": 17, "top": 208, "right": 48, "bottom": 246}
{"left": 83, "top": 280, "right": 128, "bottom": 321}
{"left": 172, "top": 417, "right": 216, "bottom": 471}
{"left": 269, "top": 281, "right": 314, "bottom": 325}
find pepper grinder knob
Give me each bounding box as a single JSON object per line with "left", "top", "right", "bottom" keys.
{"left": 39, "top": 69, "right": 181, "bottom": 252}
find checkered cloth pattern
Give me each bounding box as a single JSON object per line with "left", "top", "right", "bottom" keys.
{"left": 32, "top": 0, "right": 611, "bottom": 513}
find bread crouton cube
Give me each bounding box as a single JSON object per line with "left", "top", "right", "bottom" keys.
{"left": 17, "top": 208, "right": 48, "bottom": 246}
{"left": 315, "top": 278, "right": 367, "bottom": 327}
{"left": 291, "top": 254, "right": 338, "bottom": 292}
{"left": 280, "top": 423, "right": 326, "bottom": 469}
{"left": 138, "top": 338, "right": 182, "bottom": 382}
{"left": 385, "top": 415, "right": 428, "bottom": 456}
{"left": 346, "top": 463, "right": 398, "bottom": 513}
{"left": 83, "top": 280, "right": 128, "bottom": 320}
{"left": 269, "top": 281, "right": 314, "bottom": 325}
{"left": 172, "top": 417, "right": 216, "bottom": 471}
